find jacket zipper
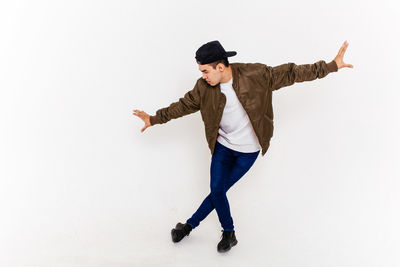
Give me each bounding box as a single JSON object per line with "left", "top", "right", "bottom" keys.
{"left": 215, "top": 92, "right": 226, "bottom": 139}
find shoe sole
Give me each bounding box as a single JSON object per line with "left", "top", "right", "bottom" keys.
{"left": 217, "top": 239, "right": 238, "bottom": 252}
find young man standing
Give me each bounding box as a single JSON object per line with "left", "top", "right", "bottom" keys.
{"left": 133, "top": 40, "right": 352, "bottom": 253}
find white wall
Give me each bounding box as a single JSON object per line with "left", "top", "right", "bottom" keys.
{"left": 0, "top": 0, "right": 399, "bottom": 266}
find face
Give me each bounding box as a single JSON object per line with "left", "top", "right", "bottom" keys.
{"left": 198, "top": 63, "right": 223, "bottom": 86}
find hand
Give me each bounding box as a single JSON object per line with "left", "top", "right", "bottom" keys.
{"left": 133, "top": 109, "right": 151, "bottom": 132}
{"left": 333, "top": 40, "right": 354, "bottom": 70}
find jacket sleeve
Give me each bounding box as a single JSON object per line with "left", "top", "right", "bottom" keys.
{"left": 263, "top": 60, "right": 338, "bottom": 91}
{"left": 149, "top": 80, "right": 201, "bottom": 125}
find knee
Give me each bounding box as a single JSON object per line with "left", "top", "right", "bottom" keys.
{"left": 210, "top": 186, "right": 225, "bottom": 197}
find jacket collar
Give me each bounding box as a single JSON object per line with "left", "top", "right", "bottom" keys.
{"left": 215, "top": 63, "right": 239, "bottom": 94}
{"left": 231, "top": 63, "right": 239, "bottom": 91}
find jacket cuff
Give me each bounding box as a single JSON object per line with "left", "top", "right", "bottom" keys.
{"left": 149, "top": 115, "right": 161, "bottom": 126}
{"left": 327, "top": 60, "right": 338, "bottom": 73}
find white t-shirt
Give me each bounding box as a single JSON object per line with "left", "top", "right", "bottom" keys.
{"left": 216, "top": 78, "right": 262, "bottom": 153}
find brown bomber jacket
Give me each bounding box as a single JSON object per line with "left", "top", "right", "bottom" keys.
{"left": 149, "top": 59, "right": 338, "bottom": 157}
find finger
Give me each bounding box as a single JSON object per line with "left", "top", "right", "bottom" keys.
{"left": 340, "top": 41, "right": 349, "bottom": 56}
{"left": 338, "top": 40, "right": 347, "bottom": 55}
{"left": 133, "top": 110, "right": 143, "bottom": 116}
{"left": 133, "top": 113, "right": 145, "bottom": 121}
{"left": 342, "top": 42, "right": 349, "bottom": 55}
{"left": 338, "top": 41, "right": 345, "bottom": 54}
{"left": 345, "top": 63, "right": 354, "bottom": 68}
{"left": 338, "top": 45, "right": 345, "bottom": 57}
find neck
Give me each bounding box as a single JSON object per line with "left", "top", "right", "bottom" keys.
{"left": 219, "top": 66, "right": 233, "bottom": 83}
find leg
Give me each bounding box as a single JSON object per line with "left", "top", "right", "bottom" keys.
{"left": 224, "top": 150, "right": 260, "bottom": 193}
{"left": 209, "top": 143, "right": 236, "bottom": 231}
{"left": 186, "top": 143, "right": 259, "bottom": 230}
{"left": 219, "top": 150, "right": 259, "bottom": 231}
{"left": 186, "top": 141, "right": 235, "bottom": 229}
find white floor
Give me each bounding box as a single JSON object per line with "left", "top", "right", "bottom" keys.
{"left": 2, "top": 207, "right": 398, "bottom": 267}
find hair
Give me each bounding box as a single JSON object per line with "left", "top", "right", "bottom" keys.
{"left": 197, "top": 57, "right": 230, "bottom": 69}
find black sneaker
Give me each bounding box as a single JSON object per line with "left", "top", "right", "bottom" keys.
{"left": 217, "top": 230, "right": 238, "bottom": 252}
{"left": 171, "top": 222, "right": 192, "bottom": 243}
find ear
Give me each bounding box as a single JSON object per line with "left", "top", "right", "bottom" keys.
{"left": 216, "top": 63, "right": 224, "bottom": 72}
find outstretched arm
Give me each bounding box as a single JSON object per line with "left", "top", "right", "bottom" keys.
{"left": 132, "top": 80, "right": 201, "bottom": 132}
{"left": 265, "top": 40, "right": 353, "bottom": 91}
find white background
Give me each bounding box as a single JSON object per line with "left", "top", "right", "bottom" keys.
{"left": 1, "top": 0, "right": 399, "bottom": 266}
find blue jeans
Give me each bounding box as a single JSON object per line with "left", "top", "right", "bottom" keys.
{"left": 186, "top": 141, "right": 260, "bottom": 231}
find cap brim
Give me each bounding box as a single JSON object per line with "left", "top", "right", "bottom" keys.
{"left": 225, "top": 51, "right": 237, "bottom": 57}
